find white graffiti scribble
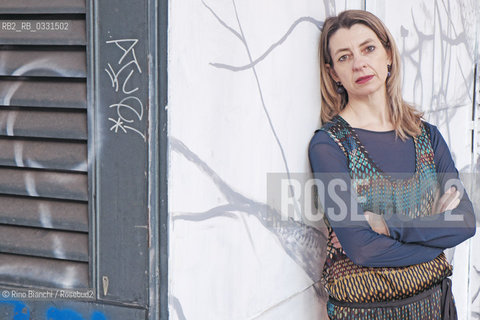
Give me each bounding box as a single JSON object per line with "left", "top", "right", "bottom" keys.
{"left": 106, "top": 39, "right": 142, "bottom": 70}
{"left": 105, "top": 39, "right": 145, "bottom": 141}
{"left": 105, "top": 62, "right": 139, "bottom": 94}
{"left": 108, "top": 96, "right": 145, "bottom": 140}
{"left": 108, "top": 117, "right": 127, "bottom": 133}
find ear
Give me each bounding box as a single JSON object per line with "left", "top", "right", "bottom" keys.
{"left": 386, "top": 49, "right": 393, "bottom": 66}
{"left": 325, "top": 64, "right": 340, "bottom": 82}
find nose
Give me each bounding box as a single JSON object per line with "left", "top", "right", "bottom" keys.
{"left": 352, "top": 54, "right": 367, "bottom": 71}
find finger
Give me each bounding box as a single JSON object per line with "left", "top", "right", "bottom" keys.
{"left": 437, "top": 189, "right": 458, "bottom": 211}
{"left": 364, "top": 211, "right": 372, "bottom": 222}
{"left": 444, "top": 197, "right": 461, "bottom": 211}
{"left": 440, "top": 190, "right": 461, "bottom": 212}
{"left": 364, "top": 212, "right": 389, "bottom": 235}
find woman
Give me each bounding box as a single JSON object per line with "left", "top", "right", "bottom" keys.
{"left": 308, "top": 10, "right": 476, "bottom": 320}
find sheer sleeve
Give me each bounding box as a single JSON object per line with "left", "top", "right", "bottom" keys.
{"left": 309, "top": 130, "right": 443, "bottom": 267}
{"left": 384, "top": 123, "right": 476, "bottom": 248}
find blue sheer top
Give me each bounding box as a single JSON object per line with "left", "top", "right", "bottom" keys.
{"left": 308, "top": 121, "right": 476, "bottom": 267}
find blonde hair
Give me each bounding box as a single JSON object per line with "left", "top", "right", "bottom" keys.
{"left": 319, "top": 10, "right": 422, "bottom": 139}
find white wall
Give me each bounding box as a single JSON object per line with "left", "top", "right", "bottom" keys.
{"left": 168, "top": 1, "right": 479, "bottom": 319}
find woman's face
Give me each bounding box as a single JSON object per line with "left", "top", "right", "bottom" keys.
{"left": 327, "top": 23, "right": 391, "bottom": 100}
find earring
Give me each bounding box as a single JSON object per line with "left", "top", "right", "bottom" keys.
{"left": 387, "top": 64, "right": 391, "bottom": 77}
{"left": 336, "top": 81, "right": 345, "bottom": 94}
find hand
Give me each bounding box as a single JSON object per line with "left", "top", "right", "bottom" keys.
{"left": 364, "top": 210, "right": 390, "bottom": 236}
{"left": 432, "top": 187, "right": 461, "bottom": 214}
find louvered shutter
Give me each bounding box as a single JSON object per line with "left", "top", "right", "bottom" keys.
{"left": 0, "top": 1, "right": 88, "bottom": 289}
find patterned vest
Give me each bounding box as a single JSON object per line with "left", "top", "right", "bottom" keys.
{"left": 319, "top": 115, "right": 452, "bottom": 303}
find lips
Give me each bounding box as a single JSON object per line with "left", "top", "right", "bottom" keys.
{"left": 355, "top": 75, "right": 374, "bottom": 84}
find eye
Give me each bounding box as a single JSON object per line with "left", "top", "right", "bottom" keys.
{"left": 365, "top": 45, "right": 375, "bottom": 52}
{"left": 338, "top": 55, "right": 348, "bottom": 62}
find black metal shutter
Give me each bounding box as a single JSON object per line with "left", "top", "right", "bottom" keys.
{"left": 0, "top": 1, "right": 88, "bottom": 289}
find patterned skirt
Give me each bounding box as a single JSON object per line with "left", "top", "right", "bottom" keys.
{"left": 326, "top": 278, "right": 457, "bottom": 320}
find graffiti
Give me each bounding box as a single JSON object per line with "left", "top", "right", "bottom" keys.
{"left": 108, "top": 96, "right": 145, "bottom": 139}
{"left": 169, "top": 295, "right": 187, "bottom": 320}
{"left": 207, "top": 15, "right": 323, "bottom": 72}
{"left": 105, "top": 39, "right": 142, "bottom": 94}
{"left": 0, "top": 301, "right": 106, "bottom": 320}
{"left": 105, "top": 39, "right": 146, "bottom": 141}
{"left": 170, "top": 136, "right": 327, "bottom": 316}
{"left": 202, "top": 0, "right": 326, "bottom": 220}
{"left": 0, "top": 301, "right": 29, "bottom": 320}
{"left": 46, "top": 307, "right": 106, "bottom": 320}
{"left": 170, "top": 137, "right": 327, "bottom": 284}
{"left": 399, "top": 1, "right": 475, "bottom": 156}
{"left": 0, "top": 56, "right": 88, "bottom": 172}
{"left": 169, "top": 2, "right": 338, "bottom": 317}
{"left": 193, "top": 0, "right": 342, "bottom": 279}
{"left": 0, "top": 52, "right": 89, "bottom": 289}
